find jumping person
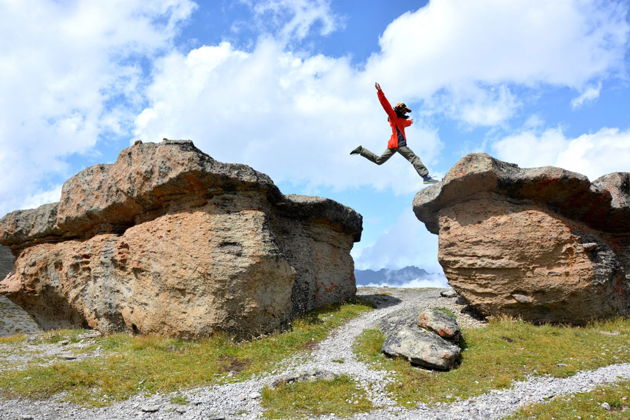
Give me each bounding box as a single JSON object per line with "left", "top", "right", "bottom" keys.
{"left": 350, "top": 82, "right": 439, "bottom": 184}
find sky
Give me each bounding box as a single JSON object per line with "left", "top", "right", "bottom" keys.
{"left": 1, "top": 0, "right": 629, "bottom": 281}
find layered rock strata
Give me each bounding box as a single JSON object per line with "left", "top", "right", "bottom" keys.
{"left": 413, "top": 153, "right": 629, "bottom": 324}
{"left": 0, "top": 140, "right": 362, "bottom": 338}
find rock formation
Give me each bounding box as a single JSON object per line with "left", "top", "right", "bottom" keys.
{"left": 380, "top": 308, "right": 461, "bottom": 370}
{"left": 0, "top": 140, "right": 362, "bottom": 338}
{"left": 414, "top": 153, "right": 629, "bottom": 324}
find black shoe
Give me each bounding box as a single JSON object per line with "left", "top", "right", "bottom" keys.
{"left": 350, "top": 146, "right": 362, "bottom": 155}
{"left": 423, "top": 176, "right": 439, "bottom": 184}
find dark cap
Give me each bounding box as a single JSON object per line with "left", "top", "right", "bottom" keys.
{"left": 395, "top": 103, "right": 412, "bottom": 113}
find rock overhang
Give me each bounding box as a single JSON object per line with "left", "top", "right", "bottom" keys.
{"left": 1, "top": 140, "right": 363, "bottom": 249}
{"left": 413, "top": 153, "right": 629, "bottom": 235}
{"left": 0, "top": 139, "right": 364, "bottom": 338}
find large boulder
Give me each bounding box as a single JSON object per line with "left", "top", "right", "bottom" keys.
{"left": 413, "top": 153, "right": 629, "bottom": 324}
{"left": 0, "top": 140, "right": 362, "bottom": 338}
{"left": 379, "top": 308, "right": 461, "bottom": 370}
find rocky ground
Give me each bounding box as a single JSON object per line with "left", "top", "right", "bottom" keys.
{"left": 0, "top": 296, "right": 41, "bottom": 337}
{"left": 0, "top": 287, "right": 628, "bottom": 419}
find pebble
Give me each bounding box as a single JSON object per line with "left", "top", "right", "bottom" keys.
{"left": 140, "top": 405, "right": 160, "bottom": 413}
{"left": 440, "top": 289, "right": 458, "bottom": 298}
{"left": 601, "top": 402, "right": 611, "bottom": 410}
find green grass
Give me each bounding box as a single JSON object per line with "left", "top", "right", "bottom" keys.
{"left": 169, "top": 394, "right": 189, "bottom": 405}
{"left": 432, "top": 307, "right": 456, "bottom": 319}
{"left": 509, "top": 380, "right": 630, "bottom": 419}
{"left": 35, "top": 329, "right": 92, "bottom": 344}
{"left": 354, "top": 317, "right": 630, "bottom": 407}
{"left": 0, "top": 300, "right": 373, "bottom": 407}
{"left": 261, "top": 375, "right": 374, "bottom": 418}
{"left": 0, "top": 334, "right": 27, "bottom": 344}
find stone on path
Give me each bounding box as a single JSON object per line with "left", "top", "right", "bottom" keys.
{"left": 381, "top": 325, "right": 460, "bottom": 371}
{"left": 440, "top": 289, "right": 458, "bottom": 298}
{"left": 418, "top": 308, "right": 460, "bottom": 342}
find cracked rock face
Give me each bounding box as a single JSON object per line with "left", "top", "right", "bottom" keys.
{"left": 0, "top": 140, "right": 362, "bottom": 338}
{"left": 413, "top": 153, "right": 629, "bottom": 324}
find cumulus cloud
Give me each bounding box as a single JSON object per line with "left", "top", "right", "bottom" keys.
{"left": 134, "top": 0, "right": 629, "bottom": 193}
{"left": 571, "top": 83, "right": 602, "bottom": 109}
{"left": 352, "top": 209, "right": 443, "bottom": 273}
{"left": 134, "top": 39, "right": 443, "bottom": 193}
{"left": 366, "top": 0, "right": 628, "bottom": 121}
{"left": 241, "top": 0, "right": 341, "bottom": 42}
{"left": 492, "top": 127, "right": 630, "bottom": 180}
{"left": 0, "top": 0, "right": 195, "bottom": 215}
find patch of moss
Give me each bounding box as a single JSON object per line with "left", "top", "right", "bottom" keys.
{"left": 169, "top": 394, "right": 189, "bottom": 405}
{"left": 432, "top": 307, "right": 456, "bottom": 319}
{"left": 261, "top": 375, "right": 374, "bottom": 418}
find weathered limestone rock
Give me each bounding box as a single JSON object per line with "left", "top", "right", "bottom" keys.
{"left": 417, "top": 308, "right": 460, "bottom": 342}
{"left": 0, "top": 140, "right": 362, "bottom": 338}
{"left": 413, "top": 153, "right": 629, "bottom": 324}
{"left": 382, "top": 326, "right": 460, "bottom": 370}
{"left": 379, "top": 307, "right": 462, "bottom": 370}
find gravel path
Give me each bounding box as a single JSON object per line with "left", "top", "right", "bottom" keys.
{"left": 0, "top": 287, "right": 628, "bottom": 420}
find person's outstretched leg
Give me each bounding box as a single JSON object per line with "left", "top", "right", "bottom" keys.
{"left": 397, "top": 146, "right": 439, "bottom": 183}
{"left": 354, "top": 146, "right": 396, "bottom": 165}
{"left": 396, "top": 146, "right": 429, "bottom": 177}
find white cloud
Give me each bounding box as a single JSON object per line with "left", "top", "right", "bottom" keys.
{"left": 571, "top": 83, "right": 602, "bottom": 109}
{"left": 19, "top": 185, "right": 63, "bottom": 211}
{"left": 2, "top": 0, "right": 629, "bottom": 217}
{"left": 0, "top": 0, "right": 195, "bottom": 215}
{"left": 242, "top": 0, "right": 341, "bottom": 42}
{"left": 134, "top": 0, "right": 629, "bottom": 194}
{"left": 352, "top": 209, "right": 443, "bottom": 273}
{"left": 366, "top": 0, "right": 628, "bottom": 119}
{"left": 492, "top": 127, "right": 630, "bottom": 180}
{"left": 135, "top": 39, "right": 444, "bottom": 193}
{"left": 360, "top": 277, "right": 448, "bottom": 289}
{"left": 424, "top": 84, "right": 520, "bottom": 126}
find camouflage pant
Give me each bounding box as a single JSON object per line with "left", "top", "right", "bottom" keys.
{"left": 359, "top": 145, "right": 429, "bottom": 177}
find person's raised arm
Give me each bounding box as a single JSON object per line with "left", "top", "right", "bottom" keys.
{"left": 375, "top": 82, "right": 396, "bottom": 120}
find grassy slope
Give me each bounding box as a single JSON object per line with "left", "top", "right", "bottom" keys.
{"left": 354, "top": 317, "right": 630, "bottom": 407}
{"left": 261, "top": 375, "right": 374, "bottom": 419}
{"left": 0, "top": 300, "right": 373, "bottom": 407}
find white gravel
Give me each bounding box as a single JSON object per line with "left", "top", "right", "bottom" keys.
{"left": 0, "top": 287, "right": 628, "bottom": 420}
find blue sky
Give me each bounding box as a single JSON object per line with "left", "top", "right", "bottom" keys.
{"left": 1, "top": 0, "right": 629, "bottom": 278}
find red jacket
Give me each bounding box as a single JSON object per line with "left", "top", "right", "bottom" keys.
{"left": 377, "top": 89, "right": 412, "bottom": 149}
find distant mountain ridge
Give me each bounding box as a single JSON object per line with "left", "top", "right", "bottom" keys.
{"left": 355, "top": 266, "right": 446, "bottom": 287}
